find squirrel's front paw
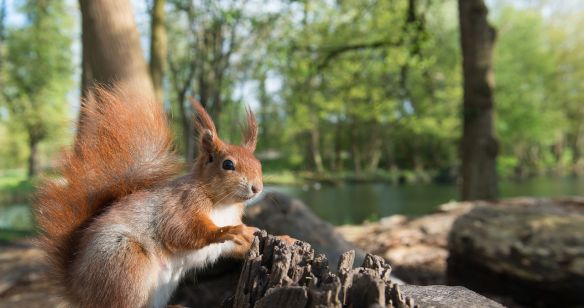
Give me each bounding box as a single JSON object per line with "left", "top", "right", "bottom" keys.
{"left": 218, "top": 224, "right": 258, "bottom": 258}
{"left": 217, "top": 224, "right": 257, "bottom": 245}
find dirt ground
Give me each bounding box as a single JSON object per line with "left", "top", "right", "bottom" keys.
{"left": 0, "top": 202, "right": 470, "bottom": 307}
{"left": 335, "top": 201, "right": 475, "bottom": 285}
{"left": 0, "top": 239, "right": 65, "bottom": 307}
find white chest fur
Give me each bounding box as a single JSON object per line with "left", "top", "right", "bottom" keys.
{"left": 209, "top": 203, "right": 243, "bottom": 227}
{"left": 151, "top": 204, "right": 242, "bottom": 308}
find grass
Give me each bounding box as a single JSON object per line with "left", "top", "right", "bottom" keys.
{"left": 263, "top": 171, "right": 301, "bottom": 186}
{"left": 0, "top": 169, "right": 34, "bottom": 205}
{"left": 0, "top": 229, "right": 35, "bottom": 244}
{"left": 0, "top": 169, "right": 35, "bottom": 243}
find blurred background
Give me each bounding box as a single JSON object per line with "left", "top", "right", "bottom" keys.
{"left": 1, "top": 0, "right": 582, "bottom": 233}
{"left": 0, "top": 0, "right": 583, "bottom": 306}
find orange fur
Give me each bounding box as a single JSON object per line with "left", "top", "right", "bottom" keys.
{"left": 35, "top": 87, "right": 180, "bottom": 301}
{"left": 34, "top": 87, "right": 263, "bottom": 307}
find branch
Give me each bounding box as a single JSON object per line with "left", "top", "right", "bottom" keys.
{"left": 317, "top": 40, "right": 402, "bottom": 70}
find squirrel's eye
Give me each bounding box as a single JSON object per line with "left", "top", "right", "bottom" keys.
{"left": 222, "top": 159, "right": 235, "bottom": 171}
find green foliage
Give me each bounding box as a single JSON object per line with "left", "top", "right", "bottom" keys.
{"left": 1, "top": 0, "right": 581, "bottom": 183}
{"left": 0, "top": 169, "right": 33, "bottom": 204}
{"left": 492, "top": 3, "right": 584, "bottom": 177}
{"left": 254, "top": 0, "right": 463, "bottom": 175}
{"left": 0, "top": 0, "right": 73, "bottom": 173}
{"left": 158, "top": 0, "right": 583, "bottom": 179}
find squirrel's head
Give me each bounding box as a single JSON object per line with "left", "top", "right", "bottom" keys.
{"left": 191, "top": 99, "right": 263, "bottom": 205}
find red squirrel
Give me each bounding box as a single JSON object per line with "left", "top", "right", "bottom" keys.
{"left": 35, "top": 88, "right": 263, "bottom": 307}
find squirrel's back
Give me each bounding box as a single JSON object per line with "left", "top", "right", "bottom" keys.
{"left": 35, "top": 87, "right": 181, "bottom": 289}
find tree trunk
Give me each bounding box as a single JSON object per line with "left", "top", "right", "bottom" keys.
{"left": 350, "top": 122, "right": 362, "bottom": 175}
{"left": 458, "top": 0, "right": 499, "bottom": 201}
{"left": 258, "top": 72, "right": 270, "bottom": 149}
{"left": 333, "top": 122, "right": 343, "bottom": 172}
{"left": 367, "top": 130, "right": 383, "bottom": 173}
{"left": 569, "top": 131, "right": 582, "bottom": 174}
{"left": 177, "top": 89, "right": 196, "bottom": 164}
{"left": 78, "top": 0, "right": 154, "bottom": 141}
{"left": 27, "top": 136, "right": 39, "bottom": 178}
{"left": 79, "top": 0, "right": 153, "bottom": 98}
{"left": 149, "top": 0, "right": 167, "bottom": 103}
{"left": 310, "top": 126, "right": 325, "bottom": 174}
{"left": 0, "top": 0, "right": 5, "bottom": 84}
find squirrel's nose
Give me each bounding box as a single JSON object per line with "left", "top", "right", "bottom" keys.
{"left": 250, "top": 181, "right": 263, "bottom": 194}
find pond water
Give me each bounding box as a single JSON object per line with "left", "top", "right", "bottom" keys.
{"left": 0, "top": 203, "right": 33, "bottom": 230}
{"left": 0, "top": 176, "right": 582, "bottom": 231}
{"left": 268, "top": 176, "right": 583, "bottom": 225}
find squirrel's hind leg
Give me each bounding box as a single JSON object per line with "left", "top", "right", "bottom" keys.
{"left": 69, "top": 230, "right": 158, "bottom": 308}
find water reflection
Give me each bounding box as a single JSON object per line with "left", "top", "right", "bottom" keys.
{"left": 270, "top": 176, "right": 583, "bottom": 225}
{"left": 0, "top": 204, "right": 32, "bottom": 230}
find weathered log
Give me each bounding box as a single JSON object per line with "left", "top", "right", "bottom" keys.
{"left": 222, "top": 231, "right": 503, "bottom": 308}
{"left": 245, "top": 192, "right": 367, "bottom": 265}
{"left": 447, "top": 197, "right": 584, "bottom": 307}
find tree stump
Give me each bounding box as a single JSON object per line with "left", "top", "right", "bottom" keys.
{"left": 222, "top": 231, "right": 503, "bottom": 308}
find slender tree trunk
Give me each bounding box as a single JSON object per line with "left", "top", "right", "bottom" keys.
{"left": 258, "top": 72, "right": 270, "bottom": 149}
{"left": 149, "top": 0, "right": 167, "bottom": 103}
{"left": 352, "top": 144, "right": 362, "bottom": 176}
{"left": 79, "top": 0, "right": 153, "bottom": 97}
{"left": 310, "top": 126, "right": 324, "bottom": 174}
{"left": 367, "top": 137, "right": 383, "bottom": 173}
{"left": 458, "top": 0, "right": 499, "bottom": 201}
{"left": 569, "top": 131, "right": 582, "bottom": 174}
{"left": 333, "top": 121, "right": 343, "bottom": 172}
{"left": 177, "top": 90, "right": 196, "bottom": 164}
{"left": 0, "top": 0, "right": 5, "bottom": 81}
{"left": 78, "top": 0, "right": 154, "bottom": 143}
{"left": 27, "top": 136, "right": 39, "bottom": 178}
{"left": 350, "top": 122, "right": 362, "bottom": 176}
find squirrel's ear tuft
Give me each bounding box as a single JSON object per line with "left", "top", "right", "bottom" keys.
{"left": 191, "top": 98, "right": 220, "bottom": 154}
{"left": 191, "top": 97, "right": 217, "bottom": 136}
{"left": 242, "top": 106, "right": 258, "bottom": 152}
{"left": 200, "top": 129, "right": 217, "bottom": 154}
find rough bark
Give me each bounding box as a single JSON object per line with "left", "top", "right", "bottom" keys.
{"left": 447, "top": 197, "right": 584, "bottom": 307}
{"left": 221, "top": 231, "right": 503, "bottom": 308}
{"left": 79, "top": 0, "right": 154, "bottom": 99}
{"left": 149, "top": 0, "right": 167, "bottom": 103}
{"left": 458, "top": 0, "right": 499, "bottom": 201}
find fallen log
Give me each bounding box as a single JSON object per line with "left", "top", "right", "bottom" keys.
{"left": 245, "top": 192, "right": 367, "bottom": 265}
{"left": 447, "top": 197, "right": 584, "bottom": 307}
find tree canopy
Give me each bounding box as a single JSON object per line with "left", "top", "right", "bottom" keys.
{"left": 0, "top": 0, "right": 582, "bottom": 181}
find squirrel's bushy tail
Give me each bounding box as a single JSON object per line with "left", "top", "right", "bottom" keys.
{"left": 35, "top": 87, "right": 181, "bottom": 286}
